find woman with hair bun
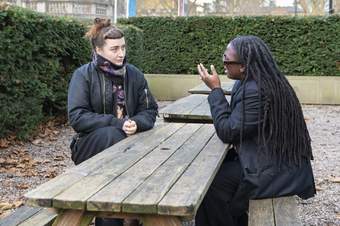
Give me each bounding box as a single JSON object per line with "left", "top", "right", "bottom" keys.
{"left": 67, "top": 18, "right": 158, "bottom": 226}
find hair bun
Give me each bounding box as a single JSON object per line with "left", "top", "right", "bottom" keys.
{"left": 86, "top": 18, "right": 111, "bottom": 40}
{"left": 94, "top": 18, "right": 111, "bottom": 27}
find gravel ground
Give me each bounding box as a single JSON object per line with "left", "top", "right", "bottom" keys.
{"left": 0, "top": 103, "right": 339, "bottom": 225}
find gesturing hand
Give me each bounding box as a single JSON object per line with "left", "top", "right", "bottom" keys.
{"left": 123, "top": 120, "right": 137, "bottom": 136}
{"left": 197, "top": 63, "right": 221, "bottom": 90}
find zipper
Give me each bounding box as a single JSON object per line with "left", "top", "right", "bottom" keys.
{"left": 145, "top": 88, "right": 149, "bottom": 109}
{"left": 101, "top": 73, "right": 106, "bottom": 114}
{"left": 124, "top": 73, "right": 130, "bottom": 118}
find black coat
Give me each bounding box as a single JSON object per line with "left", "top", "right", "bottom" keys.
{"left": 67, "top": 62, "right": 158, "bottom": 135}
{"left": 208, "top": 80, "right": 316, "bottom": 200}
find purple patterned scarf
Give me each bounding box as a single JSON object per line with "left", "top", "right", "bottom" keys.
{"left": 93, "top": 52, "right": 127, "bottom": 119}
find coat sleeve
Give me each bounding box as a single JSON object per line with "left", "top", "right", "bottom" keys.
{"left": 130, "top": 75, "right": 158, "bottom": 132}
{"left": 67, "top": 69, "right": 125, "bottom": 134}
{"left": 208, "top": 86, "right": 260, "bottom": 144}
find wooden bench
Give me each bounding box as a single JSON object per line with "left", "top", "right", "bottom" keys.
{"left": 249, "top": 196, "right": 302, "bottom": 226}
{"left": 0, "top": 206, "right": 57, "bottom": 226}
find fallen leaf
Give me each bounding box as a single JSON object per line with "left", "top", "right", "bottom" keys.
{"left": 54, "top": 155, "right": 64, "bottom": 161}
{"left": 329, "top": 177, "right": 340, "bottom": 183}
{"left": 14, "top": 201, "right": 23, "bottom": 208}
{"left": 0, "top": 139, "right": 10, "bottom": 148}
{"left": 45, "top": 170, "right": 57, "bottom": 178}
{"left": 0, "top": 158, "right": 6, "bottom": 164}
{"left": 315, "top": 185, "right": 324, "bottom": 191}
{"left": 32, "top": 139, "right": 43, "bottom": 145}
{"left": 336, "top": 213, "right": 340, "bottom": 219}
{"left": 0, "top": 209, "right": 12, "bottom": 219}
{"left": 0, "top": 203, "right": 13, "bottom": 210}
{"left": 15, "top": 183, "right": 29, "bottom": 190}
{"left": 16, "top": 164, "right": 25, "bottom": 169}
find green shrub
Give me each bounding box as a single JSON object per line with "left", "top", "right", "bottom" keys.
{"left": 0, "top": 6, "right": 143, "bottom": 139}
{"left": 119, "top": 16, "right": 340, "bottom": 76}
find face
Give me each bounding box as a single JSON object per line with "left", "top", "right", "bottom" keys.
{"left": 96, "top": 37, "right": 126, "bottom": 65}
{"left": 223, "top": 43, "right": 245, "bottom": 80}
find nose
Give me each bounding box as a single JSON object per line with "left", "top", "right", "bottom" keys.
{"left": 118, "top": 48, "right": 124, "bottom": 58}
{"left": 224, "top": 65, "right": 228, "bottom": 74}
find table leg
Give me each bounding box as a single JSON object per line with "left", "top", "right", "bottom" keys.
{"left": 52, "top": 210, "right": 94, "bottom": 226}
{"left": 142, "top": 216, "right": 182, "bottom": 226}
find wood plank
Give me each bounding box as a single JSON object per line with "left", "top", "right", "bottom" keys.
{"left": 52, "top": 210, "right": 90, "bottom": 226}
{"left": 188, "top": 82, "right": 234, "bottom": 95}
{"left": 122, "top": 124, "right": 215, "bottom": 214}
{"left": 161, "top": 95, "right": 230, "bottom": 123}
{"left": 142, "top": 216, "right": 182, "bottom": 226}
{"left": 159, "top": 95, "right": 206, "bottom": 115}
{"left": 248, "top": 199, "right": 275, "bottom": 226}
{"left": 52, "top": 123, "right": 185, "bottom": 210}
{"left": 158, "top": 134, "right": 228, "bottom": 217}
{"left": 24, "top": 123, "right": 173, "bottom": 207}
{"left": 273, "top": 197, "right": 301, "bottom": 226}
{"left": 185, "top": 97, "right": 211, "bottom": 121}
{"left": 18, "top": 208, "right": 57, "bottom": 226}
{"left": 0, "top": 206, "right": 41, "bottom": 226}
{"left": 87, "top": 123, "right": 203, "bottom": 212}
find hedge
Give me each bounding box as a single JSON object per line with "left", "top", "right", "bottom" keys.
{"left": 0, "top": 5, "right": 143, "bottom": 139}
{"left": 119, "top": 16, "right": 340, "bottom": 76}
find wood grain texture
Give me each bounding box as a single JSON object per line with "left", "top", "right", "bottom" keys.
{"left": 142, "top": 216, "right": 182, "bottom": 226}
{"left": 51, "top": 123, "right": 184, "bottom": 210}
{"left": 52, "top": 210, "right": 93, "bottom": 226}
{"left": 24, "top": 124, "right": 168, "bottom": 208}
{"left": 160, "top": 95, "right": 231, "bottom": 123}
{"left": 122, "top": 125, "right": 215, "bottom": 214}
{"left": 188, "top": 82, "right": 234, "bottom": 95}
{"left": 18, "top": 208, "right": 57, "bottom": 226}
{"left": 0, "top": 206, "right": 41, "bottom": 226}
{"left": 158, "top": 134, "right": 229, "bottom": 217}
{"left": 87, "top": 124, "right": 202, "bottom": 212}
{"left": 273, "top": 196, "right": 301, "bottom": 226}
{"left": 249, "top": 199, "right": 275, "bottom": 226}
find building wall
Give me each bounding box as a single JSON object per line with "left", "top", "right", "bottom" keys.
{"left": 137, "top": 0, "right": 177, "bottom": 16}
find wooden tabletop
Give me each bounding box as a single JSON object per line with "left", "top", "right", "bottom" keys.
{"left": 24, "top": 123, "right": 228, "bottom": 219}
{"left": 159, "top": 94, "right": 231, "bottom": 123}
{"left": 188, "top": 82, "right": 234, "bottom": 95}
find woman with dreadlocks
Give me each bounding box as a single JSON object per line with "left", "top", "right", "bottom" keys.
{"left": 196, "top": 35, "right": 315, "bottom": 226}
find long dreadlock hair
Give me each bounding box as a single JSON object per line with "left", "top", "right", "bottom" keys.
{"left": 230, "top": 35, "right": 312, "bottom": 166}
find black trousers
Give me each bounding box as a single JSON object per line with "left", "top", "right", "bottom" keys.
{"left": 195, "top": 150, "right": 249, "bottom": 226}
{"left": 71, "top": 126, "right": 127, "bottom": 226}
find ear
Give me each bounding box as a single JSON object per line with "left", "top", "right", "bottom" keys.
{"left": 95, "top": 46, "right": 102, "bottom": 54}
{"left": 240, "top": 65, "right": 245, "bottom": 73}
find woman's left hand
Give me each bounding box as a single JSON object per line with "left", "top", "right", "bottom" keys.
{"left": 123, "top": 120, "right": 137, "bottom": 136}
{"left": 197, "top": 63, "right": 221, "bottom": 90}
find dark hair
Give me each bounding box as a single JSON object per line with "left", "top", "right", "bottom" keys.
{"left": 230, "top": 35, "right": 312, "bottom": 166}
{"left": 85, "top": 18, "right": 124, "bottom": 49}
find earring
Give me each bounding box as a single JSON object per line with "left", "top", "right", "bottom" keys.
{"left": 240, "top": 68, "right": 245, "bottom": 73}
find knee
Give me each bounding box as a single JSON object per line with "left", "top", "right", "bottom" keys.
{"left": 92, "top": 126, "right": 127, "bottom": 143}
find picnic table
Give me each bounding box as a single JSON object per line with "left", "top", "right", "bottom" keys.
{"left": 188, "top": 82, "right": 234, "bottom": 95}
{"left": 24, "top": 122, "right": 229, "bottom": 226}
